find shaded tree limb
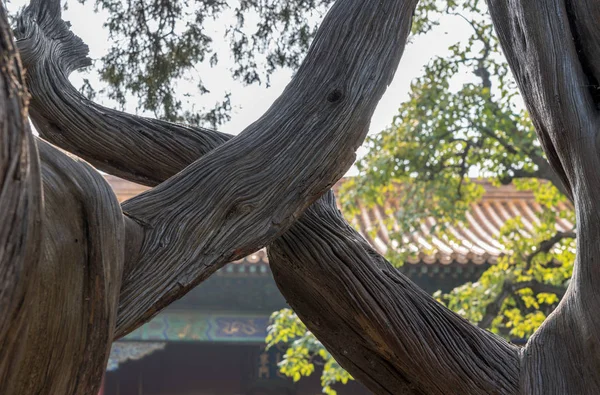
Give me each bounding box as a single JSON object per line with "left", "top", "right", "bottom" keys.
{"left": 525, "top": 230, "right": 576, "bottom": 270}
{"left": 566, "top": 0, "right": 600, "bottom": 106}
{"left": 11, "top": 139, "right": 125, "bottom": 395}
{"left": 517, "top": 281, "right": 567, "bottom": 298}
{"left": 478, "top": 281, "right": 513, "bottom": 330}
{"left": 487, "top": 0, "right": 600, "bottom": 392}
{"left": 497, "top": 155, "right": 572, "bottom": 200}
{"left": 17, "top": 0, "right": 420, "bottom": 338}
{"left": 1, "top": 4, "right": 124, "bottom": 393}
{"left": 16, "top": 0, "right": 233, "bottom": 187}
{"left": 479, "top": 106, "right": 572, "bottom": 200}
{"left": 268, "top": 192, "right": 520, "bottom": 395}
{"left": 0, "top": 4, "right": 42, "bottom": 394}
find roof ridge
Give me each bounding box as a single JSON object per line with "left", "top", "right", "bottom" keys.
{"left": 104, "top": 175, "right": 571, "bottom": 266}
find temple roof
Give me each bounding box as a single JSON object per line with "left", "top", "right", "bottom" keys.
{"left": 106, "top": 176, "right": 573, "bottom": 267}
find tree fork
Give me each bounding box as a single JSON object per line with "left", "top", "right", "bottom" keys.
{"left": 16, "top": 0, "right": 420, "bottom": 337}
{"left": 15, "top": 1, "right": 524, "bottom": 392}
{"left": 10, "top": 0, "right": 600, "bottom": 393}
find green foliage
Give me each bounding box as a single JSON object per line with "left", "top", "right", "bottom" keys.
{"left": 74, "top": 0, "right": 333, "bottom": 126}
{"left": 268, "top": 0, "right": 575, "bottom": 391}
{"left": 436, "top": 182, "right": 574, "bottom": 338}
{"left": 266, "top": 310, "right": 352, "bottom": 394}
{"left": 341, "top": 0, "right": 540, "bottom": 234}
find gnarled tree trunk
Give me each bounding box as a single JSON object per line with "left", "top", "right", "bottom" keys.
{"left": 0, "top": 4, "right": 41, "bottom": 394}
{"left": 2, "top": 0, "right": 600, "bottom": 393}
{"left": 486, "top": 0, "right": 600, "bottom": 392}
{"left": 3, "top": 0, "right": 418, "bottom": 393}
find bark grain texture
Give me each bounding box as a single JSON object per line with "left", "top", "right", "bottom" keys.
{"left": 10, "top": 140, "right": 125, "bottom": 395}
{"left": 2, "top": 2, "right": 123, "bottom": 394}
{"left": 10, "top": 0, "right": 600, "bottom": 393}
{"left": 15, "top": 0, "right": 420, "bottom": 336}
{"left": 12, "top": 0, "right": 442, "bottom": 390}
{"left": 0, "top": 4, "right": 42, "bottom": 394}
{"left": 116, "top": 0, "right": 420, "bottom": 335}
{"left": 268, "top": 192, "right": 520, "bottom": 395}
{"left": 10, "top": 1, "right": 524, "bottom": 393}
{"left": 487, "top": 0, "right": 600, "bottom": 393}
{"left": 16, "top": 0, "right": 233, "bottom": 187}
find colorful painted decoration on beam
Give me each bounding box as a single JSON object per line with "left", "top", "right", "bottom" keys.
{"left": 122, "top": 312, "right": 270, "bottom": 342}
{"left": 107, "top": 342, "right": 167, "bottom": 371}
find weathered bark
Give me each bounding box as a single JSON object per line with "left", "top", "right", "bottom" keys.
{"left": 268, "top": 192, "right": 520, "bottom": 394}
{"left": 487, "top": 0, "right": 600, "bottom": 393}
{"left": 0, "top": 5, "right": 42, "bottom": 394}
{"left": 1, "top": 3, "right": 123, "bottom": 394}
{"left": 8, "top": 0, "right": 600, "bottom": 393}
{"left": 14, "top": 2, "right": 521, "bottom": 390}
{"left": 118, "top": 0, "right": 417, "bottom": 334}
{"left": 4, "top": 0, "right": 424, "bottom": 393}
{"left": 16, "top": 0, "right": 232, "bottom": 187}
{"left": 16, "top": 0, "right": 419, "bottom": 338}
{"left": 12, "top": 139, "right": 125, "bottom": 395}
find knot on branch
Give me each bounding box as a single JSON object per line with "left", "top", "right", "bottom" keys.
{"left": 15, "top": 0, "right": 91, "bottom": 76}
{"left": 327, "top": 89, "right": 343, "bottom": 103}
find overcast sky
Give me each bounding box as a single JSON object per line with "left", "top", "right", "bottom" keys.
{"left": 8, "top": 1, "right": 475, "bottom": 170}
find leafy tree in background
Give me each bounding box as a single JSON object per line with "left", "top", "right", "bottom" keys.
{"left": 4, "top": 0, "right": 334, "bottom": 125}
{"left": 267, "top": 1, "right": 575, "bottom": 393}
{"left": 70, "top": 0, "right": 335, "bottom": 126}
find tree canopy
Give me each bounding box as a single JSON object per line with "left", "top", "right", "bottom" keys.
{"left": 267, "top": 1, "right": 575, "bottom": 392}
{"left": 65, "top": 0, "right": 337, "bottom": 126}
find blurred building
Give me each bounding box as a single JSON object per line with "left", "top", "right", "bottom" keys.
{"left": 100, "top": 176, "right": 571, "bottom": 395}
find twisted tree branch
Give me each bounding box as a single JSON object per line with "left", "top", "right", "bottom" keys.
{"left": 268, "top": 192, "right": 520, "bottom": 394}
{"left": 12, "top": 2, "right": 528, "bottom": 393}
{"left": 16, "top": 0, "right": 232, "bottom": 187}
{"left": 487, "top": 0, "right": 600, "bottom": 392}
{"left": 17, "top": 0, "right": 420, "bottom": 339}
{"left": 0, "top": 5, "right": 42, "bottom": 393}
{"left": 1, "top": 4, "right": 126, "bottom": 394}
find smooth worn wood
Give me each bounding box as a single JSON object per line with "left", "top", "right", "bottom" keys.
{"left": 10, "top": 139, "right": 125, "bottom": 395}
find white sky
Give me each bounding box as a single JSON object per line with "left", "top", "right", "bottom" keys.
{"left": 8, "top": 1, "right": 475, "bottom": 171}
